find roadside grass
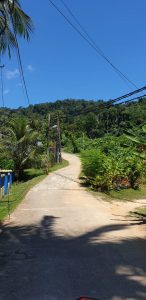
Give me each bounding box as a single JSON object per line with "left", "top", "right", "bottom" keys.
{"left": 100, "top": 186, "right": 146, "bottom": 220}
{"left": 82, "top": 180, "right": 146, "bottom": 219}
{"left": 132, "top": 207, "right": 146, "bottom": 221}
{"left": 107, "top": 187, "right": 146, "bottom": 219}
{"left": 85, "top": 185, "right": 146, "bottom": 221}
{"left": 135, "top": 207, "right": 146, "bottom": 220}
{"left": 80, "top": 154, "right": 146, "bottom": 220}
{"left": 0, "top": 159, "right": 69, "bottom": 221}
{"left": 80, "top": 174, "right": 146, "bottom": 202}
{"left": 48, "top": 159, "right": 69, "bottom": 172}
{"left": 107, "top": 185, "right": 146, "bottom": 201}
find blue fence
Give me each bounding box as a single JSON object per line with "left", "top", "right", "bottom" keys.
{"left": 0, "top": 170, "right": 13, "bottom": 198}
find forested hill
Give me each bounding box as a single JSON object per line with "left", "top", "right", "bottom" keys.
{"left": 0, "top": 98, "right": 146, "bottom": 138}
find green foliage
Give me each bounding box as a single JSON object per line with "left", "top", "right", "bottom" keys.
{"left": 0, "top": 157, "right": 14, "bottom": 169}
{"left": 0, "top": 146, "right": 14, "bottom": 169}
{"left": 1, "top": 98, "right": 146, "bottom": 141}
{"left": 81, "top": 149, "right": 107, "bottom": 178}
{"left": 135, "top": 207, "right": 146, "bottom": 220}
{"left": 124, "top": 155, "right": 144, "bottom": 189}
{"left": 0, "top": 118, "right": 40, "bottom": 179}
{"left": 81, "top": 137, "right": 145, "bottom": 191}
{"left": 108, "top": 186, "right": 146, "bottom": 201}
{"left": 63, "top": 132, "right": 79, "bottom": 153}
{"left": 0, "top": 0, "right": 33, "bottom": 56}
{"left": 125, "top": 124, "right": 146, "bottom": 147}
{"left": 1, "top": 98, "right": 146, "bottom": 191}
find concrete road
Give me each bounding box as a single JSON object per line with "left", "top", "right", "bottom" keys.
{"left": 0, "top": 153, "right": 146, "bottom": 300}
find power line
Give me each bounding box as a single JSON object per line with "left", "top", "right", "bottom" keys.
{"left": 116, "top": 94, "right": 146, "bottom": 106}
{"left": 0, "top": 2, "right": 30, "bottom": 106}
{"left": 0, "top": 3, "right": 31, "bottom": 106}
{"left": 110, "top": 85, "right": 146, "bottom": 104}
{"left": 59, "top": 0, "right": 138, "bottom": 90}
{"left": 49, "top": 0, "right": 138, "bottom": 89}
{"left": 79, "top": 85, "right": 146, "bottom": 113}
{"left": 13, "top": 31, "right": 30, "bottom": 106}
{"left": 11, "top": 15, "right": 30, "bottom": 106}
{"left": 78, "top": 88, "right": 146, "bottom": 115}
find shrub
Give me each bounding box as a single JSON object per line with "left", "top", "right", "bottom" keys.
{"left": 81, "top": 147, "right": 145, "bottom": 191}
{"left": 0, "top": 156, "right": 14, "bottom": 170}
{"left": 81, "top": 149, "right": 107, "bottom": 178}
{"left": 124, "top": 156, "right": 145, "bottom": 189}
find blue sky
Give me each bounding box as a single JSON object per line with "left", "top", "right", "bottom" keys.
{"left": 1, "top": 0, "right": 146, "bottom": 108}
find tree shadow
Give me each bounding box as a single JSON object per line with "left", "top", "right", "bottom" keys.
{"left": 0, "top": 216, "right": 146, "bottom": 300}
{"left": 132, "top": 212, "right": 146, "bottom": 223}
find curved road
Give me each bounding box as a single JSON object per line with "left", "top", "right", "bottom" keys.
{"left": 0, "top": 153, "right": 146, "bottom": 300}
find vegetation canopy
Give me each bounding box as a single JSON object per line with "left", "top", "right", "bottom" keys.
{"left": 1, "top": 98, "right": 146, "bottom": 191}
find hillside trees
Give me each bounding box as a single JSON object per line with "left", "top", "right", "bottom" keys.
{"left": 1, "top": 98, "right": 146, "bottom": 178}
{"left": 1, "top": 98, "right": 146, "bottom": 140}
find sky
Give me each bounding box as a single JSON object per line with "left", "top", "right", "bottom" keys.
{"left": 1, "top": 0, "right": 146, "bottom": 108}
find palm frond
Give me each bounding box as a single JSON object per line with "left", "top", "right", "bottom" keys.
{"left": 0, "top": 0, "right": 33, "bottom": 55}
{"left": 11, "top": 4, "right": 34, "bottom": 39}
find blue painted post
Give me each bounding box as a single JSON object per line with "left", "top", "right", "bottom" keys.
{"left": 9, "top": 172, "right": 13, "bottom": 187}
{"left": 4, "top": 173, "right": 8, "bottom": 195}
{"left": 0, "top": 174, "right": 4, "bottom": 197}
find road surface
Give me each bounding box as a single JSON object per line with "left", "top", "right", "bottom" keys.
{"left": 0, "top": 153, "right": 146, "bottom": 300}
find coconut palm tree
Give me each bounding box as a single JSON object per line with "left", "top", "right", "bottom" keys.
{"left": 0, "top": 118, "right": 38, "bottom": 179}
{"left": 0, "top": 0, "right": 33, "bottom": 56}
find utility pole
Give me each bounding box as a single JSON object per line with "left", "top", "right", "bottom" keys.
{"left": 46, "top": 113, "right": 51, "bottom": 173}
{"left": 55, "top": 113, "right": 62, "bottom": 163}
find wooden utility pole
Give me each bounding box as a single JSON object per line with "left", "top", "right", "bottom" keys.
{"left": 55, "top": 113, "right": 62, "bottom": 163}
{"left": 46, "top": 113, "right": 51, "bottom": 173}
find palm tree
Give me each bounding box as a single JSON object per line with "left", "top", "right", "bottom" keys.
{"left": 0, "top": 0, "right": 33, "bottom": 55}
{"left": 1, "top": 118, "right": 38, "bottom": 179}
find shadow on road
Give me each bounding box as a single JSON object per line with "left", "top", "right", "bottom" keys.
{"left": 0, "top": 216, "right": 146, "bottom": 300}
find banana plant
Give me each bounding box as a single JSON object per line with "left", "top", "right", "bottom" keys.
{"left": 125, "top": 125, "right": 146, "bottom": 145}
{"left": 125, "top": 125, "right": 146, "bottom": 159}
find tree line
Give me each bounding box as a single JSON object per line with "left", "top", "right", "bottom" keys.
{"left": 1, "top": 97, "right": 146, "bottom": 187}
{"left": 1, "top": 97, "right": 146, "bottom": 138}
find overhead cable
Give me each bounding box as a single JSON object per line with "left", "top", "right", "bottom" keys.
{"left": 80, "top": 86, "right": 146, "bottom": 114}
{"left": 49, "top": 0, "right": 138, "bottom": 89}
{"left": 110, "top": 85, "right": 146, "bottom": 104}
{"left": 10, "top": 13, "right": 30, "bottom": 106}
{"left": 116, "top": 94, "right": 146, "bottom": 106}
{"left": 13, "top": 28, "right": 30, "bottom": 106}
